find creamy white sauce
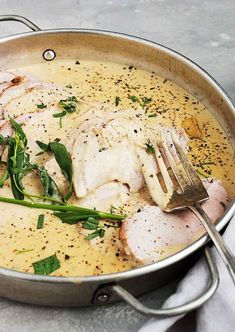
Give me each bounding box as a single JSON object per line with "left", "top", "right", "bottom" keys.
{"left": 0, "top": 60, "right": 234, "bottom": 276}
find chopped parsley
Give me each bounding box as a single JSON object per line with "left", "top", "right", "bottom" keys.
{"left": 196, "top": 168, "right": 209, "bottom": 178}
{"left": 86, "top": 228, "right": 105, "bottom": 240}
{"left": 15, "top": 249, "right": 34, "bottom": 255}
{"left": 128, "top": 95, "right": 139, "bottom": 103}
{"left": 128, "top": 95, "right": 152, "bottom": 111}
{"left": 82, "top": 217, "right": 99, "bottom": 230}
{"left": 145, "top": 141, "right": 155, "bottom": 154}
{"left": 53, "top": 96, "right": 78, "bottom": 127}
{"left": 37, "top": 103, "right": 47, "bottom": 109}
{"left": 115, "top": 96, "right": 121, "bottom": 106}
{"left": 82, "top": 217, "right": 105, "bottom": 240}
{"left": 52, "top": 110, "right": 67, "bottom": 118}
{"left": 141, "top": 97, "right": 152, "bottom": 107}
{"left": 58, "top": 96, "right": 78, "bottom": 113}
{"left": 37, "top": 214, "right": 45, "bottom": 229}
{"left": 32, "top": 254, "right": 60, "bottom": 275}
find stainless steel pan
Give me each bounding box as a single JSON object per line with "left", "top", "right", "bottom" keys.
{"left": 0, "top": 15, "right": 234, "bottom": 316}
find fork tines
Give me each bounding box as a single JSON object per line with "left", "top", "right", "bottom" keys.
{"left": 158, "top": 129, "right": 209, "bottom": 210}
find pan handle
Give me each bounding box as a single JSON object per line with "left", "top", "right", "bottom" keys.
{"left": 0, "top": 15, "right": 40, "bottom": 32}
{"left": 94, "top": 247, "right": 219, "bottom": 316}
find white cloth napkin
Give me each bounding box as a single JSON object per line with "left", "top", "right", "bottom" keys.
{"left": 139, "top": 214, "right": 235, "bottom": 332}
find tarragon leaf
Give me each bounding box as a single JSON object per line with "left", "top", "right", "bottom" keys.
{"left": 9, "top": 117, "right": 27, "bottom": 143}
{"left": 37, "top": 103, "right": 47, "bottom": 109}
{"left": 82, "top": 217, "right": 99, "bottom": 230}
{"left": 54, "top": 212, "right": 100, "bottom": 224}
{"left": 37, "top": 214, "right": 45, "bottom": 229}
{"left": 39, "top": 168, "right": 62, "bottom": 202}
{"left": 58, "top": 96, "right": 78, "bottom": 114}
{"left": 32, "top": 254, "right": 60, "bottom": 275}
{"left": 36, "top": 138, "right": 60, "bottom": 156}
{"left": 86, "top": 228, "right": 105, "bottom": 240}
{"left": 46, "top": 141, "right": 73, "bottom": 202}
{"left": 52, "top": 110, "right": 67, "bottom": 118}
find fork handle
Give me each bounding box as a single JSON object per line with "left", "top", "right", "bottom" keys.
{"left": 189, "top": 204, "right": 235, "bottom": 284}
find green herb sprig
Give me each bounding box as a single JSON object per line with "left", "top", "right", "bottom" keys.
{"left": 0, "top": 196, "right": 125, "bottom": 221}
{"left": 1, "top": 118, "right": 63, "bottom": 204}
{"left": 53, "top": 96, "right": 78, "bottom": 127}
{"left": 7, "top": 117, "right": 37, "bottom": 200}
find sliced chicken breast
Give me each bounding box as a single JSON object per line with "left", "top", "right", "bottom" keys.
{"left": 0, "top": 70, "right": 30, "bottom": 95}
{"left": 71, "top": 107, "right": 147, "bottom": 198}
{"left": 78, "top": 182, "right": 129, "bottom": 211}
{"left": 0, "top": 70, "right": 39, "bottom": 117}
{"left": 120, "top": 179, "right": 229, "bottom": 264}
{"left": 70, "top": 105, "right": 188, "bottom": 200}
{"left": 0, "top": 81, "right": 71, "bottom": 119}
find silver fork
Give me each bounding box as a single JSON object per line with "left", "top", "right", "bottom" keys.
{"left": 140, "top": 129, "right": 235, "bottom": 283}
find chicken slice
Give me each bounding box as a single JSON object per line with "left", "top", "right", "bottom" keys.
{"left": 0, "top": 70, "right": 30, "bottom": 95}
{"left": 78, "top": 182, "right": 129, "bottom": 211}
{"left": 71, "top": 108, "right": 146, "bottom": 198}
{"left": 120, "top": 179, "right": 229, "bottom": 264}
{"left": 0, "top": 70, "right": 37, "bottom": 118}
{"left": 0, "top": 71, "right": 16, "bottom": 83}
{"left": 72, "top": 127, "right": 144, "bottom": 197}
{"left": 44, "top": 157, "right": 69, "bottom": 196}
{"left": 0, "top": 81, "right": 71, "bottom": 119}
{"left": 136, "top": 127, "right": 189, "bottom": 209}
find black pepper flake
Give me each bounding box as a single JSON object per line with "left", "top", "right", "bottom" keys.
{"left": 65, "top": 254, "right": 70, "bottom": 260}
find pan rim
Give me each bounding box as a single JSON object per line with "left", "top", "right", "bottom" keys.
{"left": 0, "top": 27, "right": 234, "bottom": 283}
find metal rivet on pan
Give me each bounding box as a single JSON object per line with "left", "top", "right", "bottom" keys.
{"left": 42, "top": 49, "right": 56, "bottom": 61}
{"left": 96, "top": 293, "right": 110, "bottom": 304}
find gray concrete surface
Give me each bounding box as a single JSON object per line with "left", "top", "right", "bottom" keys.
{"left": 0, "top": 0, "right": 234, "bottom": 331}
